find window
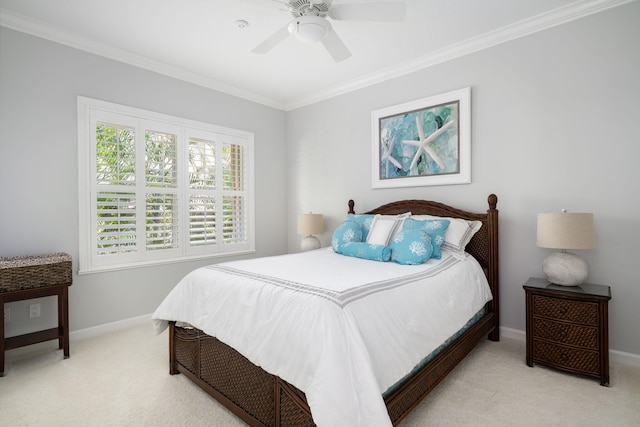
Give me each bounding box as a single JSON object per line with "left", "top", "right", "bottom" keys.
{"left": 78, "top": 97, "right": 255, "bottom": 273}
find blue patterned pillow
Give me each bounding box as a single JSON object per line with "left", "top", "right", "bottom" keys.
{"left": 340, "top": 242, "right": 391, "bottom": 262}
{"left": 332, "top": 220, "right": 364, "bottom": 253}
{"left": 346, "top": 214, "right": 375, "bottom": 241}
{"left": 390, "top": 229, "right": 434, "bottom": 265}
{"left": 401, "top": 218, "right": 450, "bottom": 259}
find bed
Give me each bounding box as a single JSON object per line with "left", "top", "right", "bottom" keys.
{"left": 153, "top": 194, "right": 499, "bottom": 426}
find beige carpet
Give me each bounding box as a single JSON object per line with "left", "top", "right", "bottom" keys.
{"left": 1, "top": 322, "right": 639, "bottom": 426}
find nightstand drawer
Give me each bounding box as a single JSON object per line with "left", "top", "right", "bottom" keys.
{"left": 524, "top": 278, "right": 610, "bottom": 385}
{"left": 533, "top": 318, "right": 598, "bottom": 349}
{"left": 532, "top": 295, "right": 598, "bottom": 325}
{"left": 533, "top": 339, "right": 599, "bottom": 375}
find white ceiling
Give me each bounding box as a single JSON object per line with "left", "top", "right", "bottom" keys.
{"left": 0, "top": 0, "right": 629, "bottom": 110}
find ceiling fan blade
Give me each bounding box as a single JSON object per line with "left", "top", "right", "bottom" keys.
{"left": 329, "top": 2, "right": 407, "bottom": 22}
{"left": 321, "top": 26, "right": 351, "bottom": 62}
{"left": 251, "top": 24, "right": 290, "bottom": 54}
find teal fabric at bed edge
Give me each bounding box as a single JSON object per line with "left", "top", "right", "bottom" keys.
{"left": 382, "top": 305, "right": 488, "bottom": 398}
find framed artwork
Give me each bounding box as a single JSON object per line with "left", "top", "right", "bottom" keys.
{"left": 371, "top": 87, "right": 470, "bottom": 188}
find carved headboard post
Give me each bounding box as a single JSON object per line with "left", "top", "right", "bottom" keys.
{"left": 487, "top": 194, "right": 499, "bottom": 341}
{"left": 348, "top": 199, "right": 355, "bottom": 214}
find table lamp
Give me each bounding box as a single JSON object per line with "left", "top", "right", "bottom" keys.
{"left": 536, "top": 210, "right": 595, "bottom": 286}
{"left": 298, "top": 213, "right": 324, "bottom": 251}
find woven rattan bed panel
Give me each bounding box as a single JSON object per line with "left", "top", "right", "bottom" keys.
{"left": 200, "top": 335, "right": 276, "bottom": 425}
{"left": 168, "top": 195, "right": 499, "bottom": 426}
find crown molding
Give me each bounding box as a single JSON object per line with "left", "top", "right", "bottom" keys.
{"left": 283, "top": 0, "right": 636, "bottom": 110}
{"left": 2, "top": 0, "right": 634, "bottom": 112}
{"left": 0, "top": 8, "right": 287, "bottom": 110}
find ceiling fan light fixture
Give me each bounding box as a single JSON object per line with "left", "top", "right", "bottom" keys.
{"left": 288, "top": 15, "right": 329, "bottom": 43}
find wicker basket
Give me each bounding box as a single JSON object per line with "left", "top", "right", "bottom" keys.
{"left": 0, "top": 253, "right": 72, "bottom": 293}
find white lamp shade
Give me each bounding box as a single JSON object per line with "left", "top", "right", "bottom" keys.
{"left": 297, "top": 213, "right": 324, "bottom": 235}
{"left": 288, "top": 16, "right": 329, "bottom": 43}
{"left": 537, "top": 212, "right": 595, "bottom": 250}
{"left": 537, "top": 211, "right": 595, "bottom": 286}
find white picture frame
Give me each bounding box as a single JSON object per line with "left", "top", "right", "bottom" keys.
{"left": 371, "top": 87, "right": 471, "bottom": 188}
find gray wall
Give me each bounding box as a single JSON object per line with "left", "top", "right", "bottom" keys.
{"left": 286, "top": 2, "right": 640, "bottom": 356}
{"left": 1, "top": 2, "right": 639, "bottom": 358}
{"left": 0, "top": 28, "right": 287, "bottom": 337}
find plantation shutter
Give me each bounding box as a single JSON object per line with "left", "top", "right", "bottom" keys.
{"left": 222, "top": 143, "right": 246, "bottom": 244}
{"left": 78, "top": 97, "right": 255, "bottom": 272}
{"left": 188, "top": 137, "right": 217, "bottom": 248}
{"left": 186, "top": 132, "right": 250, "bottom": 255}
{"left": 93, "top": 115, "right": 139, "bottom": 262}
{"left": 78, "top": 97, "right": 254, "bottom": 273}
{"left": 144, "top": 125, "right": 180, "bottom": 255}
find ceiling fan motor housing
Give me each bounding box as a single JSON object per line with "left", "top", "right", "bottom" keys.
{"left": 254, "top": 0, "right": 405, "bottom": 62}
{"left": 288, "top": 15, "right": 330, "bottom": 43}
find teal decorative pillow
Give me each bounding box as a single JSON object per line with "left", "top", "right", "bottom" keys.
{"left": 401, "top": 218, "right": 450, "bottom": 259}
{"left": 332, "top": 220, "right": 363, "bottom": 253}
{"left": 340, "top": 242, "right": 391, "bottom": 262}
{"left": 346, "top": 214, "right": 375, "bottom": 241}
{"left": 390, "top": 229, "right": 434, "bottom": 265}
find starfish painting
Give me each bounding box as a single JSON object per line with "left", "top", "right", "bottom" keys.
{"left": 380, "top": 128, "right": 403, "bottom": 177}
{"left": 403, "top": 117, "right": 455, "bottom": 173}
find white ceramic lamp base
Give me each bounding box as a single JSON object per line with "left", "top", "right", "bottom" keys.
{"left": 301, "top": 235, "right": 321, "bottom": 252}
{"left": 542, "top": 251, "right": 588, "bottom": 286}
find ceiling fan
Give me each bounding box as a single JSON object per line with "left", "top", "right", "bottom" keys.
{"left": 252, "top": 0, "right": 407, "bottom": 62}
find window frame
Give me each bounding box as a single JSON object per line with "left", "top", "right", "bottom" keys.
{"left": 77, "top": 96, "right": 255, "bottom": 274}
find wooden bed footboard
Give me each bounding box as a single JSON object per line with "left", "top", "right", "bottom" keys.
{"left": 170, "top": 310, "right": 496, "bottom": 426}
{"left": 170, "top": 322, "right": 314, "bottom": 427}
{"left": 168, "top": 194, "right": 499, "bottom": 426}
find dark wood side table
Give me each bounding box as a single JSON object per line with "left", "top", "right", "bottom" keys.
{"left": 1, "top": 253, "right": 72, "bottom": 377}
{"left": 524, "top": 277, "right": 611, "bottom": 386}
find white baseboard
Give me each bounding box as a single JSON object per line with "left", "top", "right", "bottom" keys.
{"left": 70, "top": 313, "right": 153, "bottom": 341}
{"left": 499, "top": 326, "right": 640, "bottom": 367}
{"left": 609, "top": 349, "right": 640, "bottom": 367}
{"left": 500, "top": 326, "right": 526, "bottom": 342}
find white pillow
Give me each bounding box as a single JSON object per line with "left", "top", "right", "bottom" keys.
{"left": 366, "top": 213, "right": 410, "bottom": 246}
{"left": 411, "top": 215, "right": 481, "bottom": 258}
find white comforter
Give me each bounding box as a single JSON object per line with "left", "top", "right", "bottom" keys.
{"left": 152, "top": 248, "right": 492, "bottom": 427}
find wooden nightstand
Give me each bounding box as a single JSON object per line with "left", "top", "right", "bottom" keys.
{"left": 524, "top": 277, "right": 611, "bottom": 386}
